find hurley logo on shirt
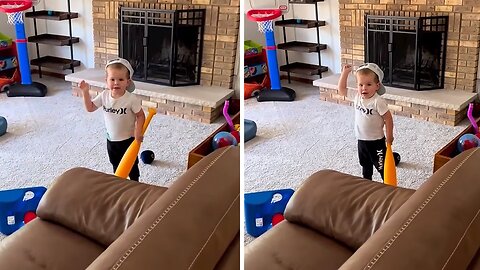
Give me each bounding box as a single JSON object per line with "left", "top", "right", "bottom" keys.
{"left": 103, "top": 105, "right": 127, "bottom": 114}
{"left": 355, "top": 104, "right": 373, "bottom": 115}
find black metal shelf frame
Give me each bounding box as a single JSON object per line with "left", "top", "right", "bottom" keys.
{"left": 278, "top": 1, "right": 327, "bottom": 83}
{"left": 29, "top": 0, "right": 78, "bottom": 77}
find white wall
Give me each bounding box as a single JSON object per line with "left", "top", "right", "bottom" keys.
{"left": 244, "top": 0, "right": 341, "bottom": 78}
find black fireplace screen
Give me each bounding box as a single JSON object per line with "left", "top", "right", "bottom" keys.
{"left": 365, "top": 15, "right": 448, "bottom": 90}
{"left": 119, "top": 7, "right": 205, "bottom": 86}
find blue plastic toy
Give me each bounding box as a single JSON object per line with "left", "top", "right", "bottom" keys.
{"left": 212, "top": 131, "right": 238, "bottom": 150}
{"left": 0, "top": 186, "right": 47, "bottom": 235}
{"left": 244, "top": 119, "right": 257, "bottom": 142}
{"left": 244, "top": 188, "right": 294, "bottom": 237}
{"left": 0, "top": 116, "right": 6, "bottom": 136}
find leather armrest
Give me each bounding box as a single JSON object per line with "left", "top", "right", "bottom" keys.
{"left": 37, "top": 167, "right": 167, "bottom": 246}
{"left": 340, "top": 148, "right": 480, "bottom": 270}
{"left": 285, "top": 169, "right": 415, "bottom": 250}
{"left": 87, "top": 146, "right": 240, "bottom": 270}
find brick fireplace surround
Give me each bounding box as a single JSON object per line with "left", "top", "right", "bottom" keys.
{"left": 67, "top": 0, "right": 239, "bottom": 123}
{"left": 315, "top": 0, "right": 480, "bottom": 126}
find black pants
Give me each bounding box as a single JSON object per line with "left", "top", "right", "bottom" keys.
{"left": 107, "top": 137, "right": 140, "bottom": 181}
{"left": 358, "top": 138, "right": 386, "bottom": 181}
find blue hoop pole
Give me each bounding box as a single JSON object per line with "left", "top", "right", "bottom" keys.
{"left": 14, "top": 21, "right": 32, "bottom": 85}
{"left": 264, "top": 30, "right": 281, "bottom": 90}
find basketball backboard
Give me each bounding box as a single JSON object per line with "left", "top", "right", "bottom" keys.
{"left": 246, "top": 0, "right": 289, "bottom": 14}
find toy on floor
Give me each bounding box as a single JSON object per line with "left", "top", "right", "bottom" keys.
{"left": 212, "top": 131, "right": 238, "bottom": 150}
{"left": 384, "top": 143, "right": 397, "bottom": 186}
{"left": 140, "top": 150, "right": 155, "bottom": 164}
{"left": 467, "top": 103, "right": 479, "bottom": 137}
{"left": 222, "top": 100, "right": 240, "bottom": 143}
{"left": 115, "top": 107, "right": 157, "bottom": 179}
{"left": 244, "top": 119, "right": 257, "bottom": 142}
{"left": 457, "top": 133, "right": 480, "bottom": 153}
{"left": 0, "top": 116, "right": 6, "bottom": 136}
{"left": 247, "top": 0, "right": 295, "bottom": 102}
{"left": 0, "top": 0, "right": 47, "bottom": 97}
{"left": 244, "top": 188, "right": 294, "bottom": 237}
{"left": 0, "top": 186, "right": 47, "bottom": 235}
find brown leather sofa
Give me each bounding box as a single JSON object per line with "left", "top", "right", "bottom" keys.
{"left": 245, "top": 147, "right": 480, "bottom": 270}
{"left": 0, "top": 146, "right": 239, "bottom": 270}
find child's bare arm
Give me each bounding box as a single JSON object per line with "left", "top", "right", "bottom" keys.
{"left": 134, "top": 109, "right": 146, "bottom": 142}
{"left": 383, "top": 110, "right": 394, "bottom": 145}
{"left": 337, "top": 64, "right": 352, "bottom": 97}
{"left": 79, "top": 80, "right": 97, "bottom": 112}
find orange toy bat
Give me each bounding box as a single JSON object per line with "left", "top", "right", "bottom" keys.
{"left": 384, "top": 143, "right": 397, "bottom": 186}
{"left": 115, "top": 107, "right": 157, "bottom": 179}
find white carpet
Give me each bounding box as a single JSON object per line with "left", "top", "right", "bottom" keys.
{"left": 0, "top": 76, "right": 222, "bottom": 190}
{"left": 243, "top": 81, "right": 468, "bottom": 244}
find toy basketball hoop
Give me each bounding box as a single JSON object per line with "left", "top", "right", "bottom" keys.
{"left": 245, "top": 7, "right": 295, "bottom": 102}
{"left": 247, "top": 9, "right": 282, "bottom": 33}
{"left": 0, "top": 0, "right": 47, "bottom": 97}
{"left": 0, "top": 1, "right": 32, "bottom": 24}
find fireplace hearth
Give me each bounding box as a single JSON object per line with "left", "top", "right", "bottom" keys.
{"left": 365, "top": 15, "right": 448, "bottom": 91}
{"left": 119, "top": 7, "right": 205, "bottom": 87}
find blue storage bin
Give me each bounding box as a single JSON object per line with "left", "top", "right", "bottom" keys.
{"left": 0, "top": 187, "right": 47, "bottom": 235}
{"left": 244, "top": 188, "right": 294, "bottom": 237}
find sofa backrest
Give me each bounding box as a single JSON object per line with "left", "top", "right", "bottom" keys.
{"left": 37, "top": 167, "right": 168, "bottom": 246}
{"left": 284, "top": 169, "right": 415, "bottom": 250}
{"left": 340, "top": 148, "right": 480, "bottom": 269}
{"left": 87, "top": 146, "right": 240, "bottom": 270}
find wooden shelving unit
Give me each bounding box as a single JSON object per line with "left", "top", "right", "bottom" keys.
{"left": 275, "top": 0, "right": 328, "bottom": 82}
{"left": 25, "top": 0, "right": 80, "bottom": 77}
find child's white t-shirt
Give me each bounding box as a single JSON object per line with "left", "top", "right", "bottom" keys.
{"left": 352, "top": 92, "right": 389, "bottom": 140}
{"left": 92, "top": 90, "right": 142, "bottom": 141}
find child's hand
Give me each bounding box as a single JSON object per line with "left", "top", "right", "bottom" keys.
{"left": 386, "top": 136, "right": 394, "bottom": 145}
{"left": 79, "top": 80, "right": 90, "bottom": 96}
{"left": 342, "top": 64, "right": 353, "bottom": 74}
{"left": 135, "top": 134, "right": 144, "bottom": 143}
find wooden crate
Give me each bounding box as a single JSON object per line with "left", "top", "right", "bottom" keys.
{"left": 433, "top": 118, "right": 480, "bottom": 172}
{"left": 187, "top": 111, "right": 240, "bottom": 169}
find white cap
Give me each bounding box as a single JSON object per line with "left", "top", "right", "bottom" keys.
{"left": 356, "top": 63, "right": 386, "bottom": 95}
{"left": 105, "top": 58, "right": 135, "bottom": 93}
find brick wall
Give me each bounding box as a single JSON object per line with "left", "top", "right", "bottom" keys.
{"left": 91, "top": 0, "right": 239, "bottom": 88}
{"left": 339, "top": 0, "right": 480, "bottom": 92}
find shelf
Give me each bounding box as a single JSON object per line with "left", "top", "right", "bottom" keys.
{"left": 275, "top": 19, "right": 326, "bottom": 28}
{"left": 277, "top": 41, "right": 327, "bottom": 52}
{"left": 280, "top": 62, "right": 328, "bottom": 76}
{"left": 28, "top": 34, "right": 79, "bottom": 46}
{"left": 30, "top": 56, "right": 80, "bottom": 70}
{"left": 25, "top": 10, "right": 78, "bottom": 21}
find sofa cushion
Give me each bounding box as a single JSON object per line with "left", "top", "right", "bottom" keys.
{"left": 37, "top": 167, "right": 168, "bottom": 246}
{"left": 285, "top": 170, "right": 415, "bottom": 250}
{"left": 0, "top": 218, "right": 104, "bottom": 270}
{"left": 340, "top": 148, "right": 480, "bottom": 269}
{"left": 245, "top": 221, "right": 353, "bottom": 270}
{"left": 87, "top": 146, "right": 240, "bottom": 270}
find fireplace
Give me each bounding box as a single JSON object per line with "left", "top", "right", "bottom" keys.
{"left": 365, "top": 15, "right": 448, "bottom": 91}
{"left": 119, "top": 7, "right": 205, "bottom": 87}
